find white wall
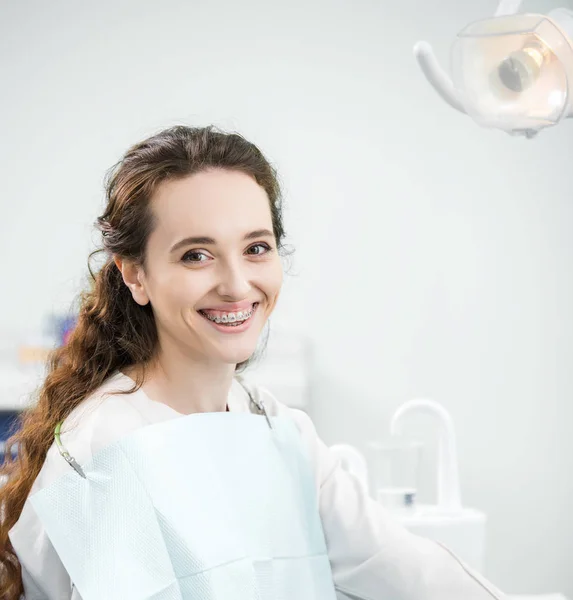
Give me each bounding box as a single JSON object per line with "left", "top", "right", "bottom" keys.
{"left": 1, "top": 0, "right": 572, "bottom": 595}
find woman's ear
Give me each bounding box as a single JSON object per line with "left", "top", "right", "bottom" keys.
{"left": 113, "top": 257, "right": 150, "bottom": 306}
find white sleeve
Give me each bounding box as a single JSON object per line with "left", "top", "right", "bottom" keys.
{"left": 286, "top": 406, "right": 507, "bottom": 600}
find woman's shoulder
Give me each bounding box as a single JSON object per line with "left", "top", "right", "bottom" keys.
{"left": 33, "top": 372, "right": 152, "bottom": 491}
{"left": 235, "top": 377, "right": 338, "bottom": 487}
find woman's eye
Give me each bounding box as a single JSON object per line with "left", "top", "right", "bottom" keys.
{"left": 181, "top": 243, "right": 272, "bottom": 264}
{"left": 182, "top": 250, "right": 209, "bottom": 263}
{"left": 246, "top": 243, "right": 272, "bottom": 256}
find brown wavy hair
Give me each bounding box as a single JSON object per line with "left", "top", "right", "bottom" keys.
{"left": 0, "top": 125, "right": 288, "bottom": 599}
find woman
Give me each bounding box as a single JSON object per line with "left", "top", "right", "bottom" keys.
{"left": 0, "top": 126, "right": 506, "bottom": 599}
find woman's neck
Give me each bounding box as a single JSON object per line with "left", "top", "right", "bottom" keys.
{"left": 123, "top": 353, "right": 236, "bottom": 415}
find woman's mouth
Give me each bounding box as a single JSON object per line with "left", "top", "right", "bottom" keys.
{"left": 197, "top": 303, "right": 259, "bottom": 334}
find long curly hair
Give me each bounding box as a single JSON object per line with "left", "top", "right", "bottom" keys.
{"left": 0, "top": 125, "right": 287, "bottom": 599}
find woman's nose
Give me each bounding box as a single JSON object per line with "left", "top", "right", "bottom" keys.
{"left": 215, "top": 260, "right": 251, "bottom": 299}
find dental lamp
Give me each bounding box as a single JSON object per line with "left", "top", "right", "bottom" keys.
{"left": 415, "top": 0, "right": 573, "bottom": 138}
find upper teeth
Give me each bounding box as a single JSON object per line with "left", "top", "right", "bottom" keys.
{"left": 203, "top": 306, "right": 255, "bottom": 324}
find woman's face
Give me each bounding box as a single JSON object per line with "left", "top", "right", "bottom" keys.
{"left": 129, "top": 169, "right": 283, "bottom": 366}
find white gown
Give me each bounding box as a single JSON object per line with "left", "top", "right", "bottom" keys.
{"left": 9, "top": 372, "right": 506, "bottom": 600}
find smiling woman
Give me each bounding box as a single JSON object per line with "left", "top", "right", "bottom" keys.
{"left": 0, "top": 126, "right": 507, "bottom": 600}
{"left": 0, "top": 125, "right": 290, "bottom": 599}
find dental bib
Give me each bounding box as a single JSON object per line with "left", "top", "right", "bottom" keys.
{"left": 30, "top": 410, "right": 337, "bottom": 600}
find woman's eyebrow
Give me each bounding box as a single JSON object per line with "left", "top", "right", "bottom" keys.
{"left": 169, "top": 229, "right": 274, "bottom": 253}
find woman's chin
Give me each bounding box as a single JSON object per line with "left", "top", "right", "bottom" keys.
{"left": 215, "top": 344, "right": 257, "bottom": 366}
